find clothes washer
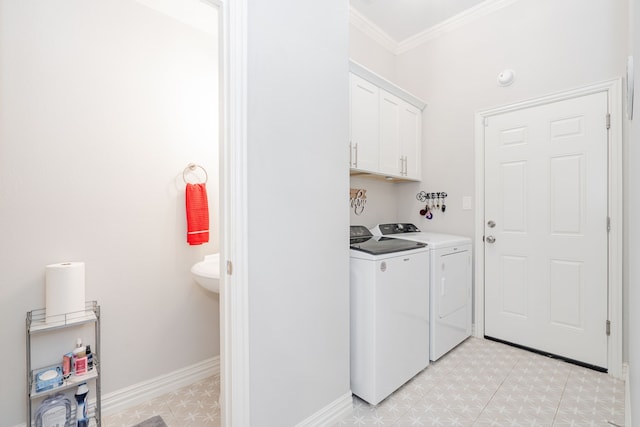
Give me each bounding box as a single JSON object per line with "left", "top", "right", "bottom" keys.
{"left": 349, "top": 225, "right": 430, "bottom": 405}
{"left": 371, "top": 223, "right": 472, "bottom": 361}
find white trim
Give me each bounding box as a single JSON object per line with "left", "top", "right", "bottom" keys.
{"left": 397, "top": 0, "right": 522, "bottom": 54}
{"left": 473, "top": 112, "right": 486, "bottom": 341}
{"left": 102, "top": 356, "right": 219, "bottom": 415}
{"left": 294, "top": 392, "right": 354, "bottom": 427}
{"left": 624, "top": 363, "right": 632, "bottom": 427}
{"left": 220, "top": 0, "right": 251, "bottom": 425}
{"left": 349, "top": 0, "right": 523, "bottom": 55}
{"left": 349, "top": 60, "right": 427, "bottom": 110}
{"left": 348, "top": 5, "right": 398, "bottom": 53}
{"left": 607, "top": 80, "right": 624, "bottom": 379}
{"left": 474, "top": 79, "right": 624, "bottom": 378}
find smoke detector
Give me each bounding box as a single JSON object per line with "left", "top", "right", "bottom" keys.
{"left": 497, "top": 69, "right": 516, "bottom": 87}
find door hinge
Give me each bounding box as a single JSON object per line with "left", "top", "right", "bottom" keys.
{"left": 607, "top": 216, "right": 611, "bottom": 232}
{"left": 606, "top": 320, "right": 611, "bottom": 336}
{"left": 227, "top": 260, "right": 233, "bottom": 275}
{"left": 606, "top": 113, "right": 611, "bottom": 130}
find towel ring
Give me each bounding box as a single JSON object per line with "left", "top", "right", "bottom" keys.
{"left": 183, "top": 163, "right": 208, "bottom": 184}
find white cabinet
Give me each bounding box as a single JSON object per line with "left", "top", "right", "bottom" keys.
{"left": 349, "top": 61, "right": 426, "bottom": 182}
{"left": 378, "top": 90, "right": 422, "bottom": 180}
{"left": 399, "top": 100, "right": 422, "bottom": 179}
{"left": 378, "top": 90, "right": 401, "bottom": 176}
{"left": 349, "top": 73, "right": 380, "bottom": 174}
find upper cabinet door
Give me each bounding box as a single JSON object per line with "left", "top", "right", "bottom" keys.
{"left": 349, "top": 74, "right": 379, "bottom": 173}
{"left": 379, "top": 90, "right": 403, "bottom": 177}
{"left": 379, "top": 90, "right": 422, "bottom": 180}
{"left": 400, "top": 102, "right": 422, "bottom": 180}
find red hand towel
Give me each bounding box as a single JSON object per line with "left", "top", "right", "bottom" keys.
{"left": 186, "top": 183, "right": 209, "bottom": 245}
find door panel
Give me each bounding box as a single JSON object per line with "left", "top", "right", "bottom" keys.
{"left": 349, "top": 74, "right": 379, "bottom": 173}
{"left": 500, "top": 255, "right": 527, "bottom": 317}
{"left": 502, "top": 161, "right": 527, "bottom": 232}
{"left": 400, "top": 102, "right": 422, "bottom": 180}
{"left": 484, "top": 91, "right": 608, "bottom": 369}
{"left": 550, "top": 155, "right": 583, "bottom": 234}
{"left": 379, "top": 90, "right": 402, "bottom": 176}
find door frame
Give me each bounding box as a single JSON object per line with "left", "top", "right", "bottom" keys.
{"left": 473, "top": 79, "right": 623, "bottom": 378}
{"left": 220, "top": 0, "right": 251, "bottom": 425}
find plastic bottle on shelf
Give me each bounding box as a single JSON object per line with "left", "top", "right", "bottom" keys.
{"left": 85, "top": 345, "right": 93, "bottom": 371}
{"left": 73, "top": 338, "right": 87, "bottom": 375}
{"left": 74, "top": 383, "right": 89, "bottom": 427}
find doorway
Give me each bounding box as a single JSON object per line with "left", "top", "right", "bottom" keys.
{"left": 473, "top": 80, "right": 623, "bottom": 377}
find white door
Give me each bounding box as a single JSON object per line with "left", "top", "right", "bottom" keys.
{"left": 484, "top": 91, "right": 609, "bottom": 369}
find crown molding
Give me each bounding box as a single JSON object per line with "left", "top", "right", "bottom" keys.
{"left": 349, "top": 0, "right": 523, "bottom": 55}
{"left": 349, "top": 5, "right": 398, "bottom": 54}
{"left": 397, "top": 0, "right": 521, "bottom": 54}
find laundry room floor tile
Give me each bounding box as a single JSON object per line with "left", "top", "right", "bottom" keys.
{"left": 335, "top": 337, "right": 625, "bottom": 427}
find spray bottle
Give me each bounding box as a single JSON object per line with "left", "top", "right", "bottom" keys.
{"left": 75, "top": 383, "right": 89, "bottom": 427}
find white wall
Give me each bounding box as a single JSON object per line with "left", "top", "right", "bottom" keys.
{"left": 349, "top": 176, "right": 399, "bottom": 228}
{"left": 0, "top": 1, "right": 220, "bottom": 424}
{"left": 349, "top": 25, "right": 396, "bottom": 83}
{"left": 627, "top": 0, "right": 640, "bottom": 419}
{"left": 246, "top": 0, "right": 351, "bottom": 425}
{"left": 392, "top": 0, "right": 628, "bottom": 239}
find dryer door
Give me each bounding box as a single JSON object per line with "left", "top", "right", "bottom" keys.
{"left": 436, "top": 248, "right": 471, "bottom": 318}
{"left": 431, "top": 245, "right": 472, "bottom": 360}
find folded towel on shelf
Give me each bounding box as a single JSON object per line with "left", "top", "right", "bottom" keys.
{"left": 186, "top": 183, "right": 209, "bottom": 245}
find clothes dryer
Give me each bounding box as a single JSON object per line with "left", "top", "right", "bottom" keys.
{"left": 371, "top": 223, "right": 472, "bottom": 361}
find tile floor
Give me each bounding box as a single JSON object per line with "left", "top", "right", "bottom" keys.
{"left": 102, "top": 375, "right": 221, "bottom": 426}
{"left": 102, "top": 337, "right": 624, "bottom": 427}
{"left": 336, "top": 338, "right": 625, "bottom": 427}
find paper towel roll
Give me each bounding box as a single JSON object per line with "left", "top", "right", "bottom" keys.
{"left": 45, "top": 262, "right": 86, "bottom": 323}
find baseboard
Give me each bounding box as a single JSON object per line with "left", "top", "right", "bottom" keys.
{"left": 102, "top": 355, "right": 219, "bottom": 415}
{"left": 624, "top": 363, "right": 631, "bottom": 427}
{"left": 295, "top": 391, "right": 353, "bottom": 427}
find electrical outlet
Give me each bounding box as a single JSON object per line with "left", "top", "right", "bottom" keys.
{"left": 462, "top": 196, "right": 472, "bottom": 210}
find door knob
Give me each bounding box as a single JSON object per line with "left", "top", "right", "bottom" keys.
{"left": 487, "top": 220, "right": 496, "bottom": 228}
{"left": 486, "top": 235, "right": 496, "bottom": 244}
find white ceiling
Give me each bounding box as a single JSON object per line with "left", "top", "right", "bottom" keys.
{"left": 349, "top": 0, "right": 489, "bottom": 43}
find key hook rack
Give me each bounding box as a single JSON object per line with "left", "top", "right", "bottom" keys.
{"left": 416, "top": 191, "right": 447, "bottom": 203}
{"left": 416, "top": 191, "right": 448, "bottom": 219}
